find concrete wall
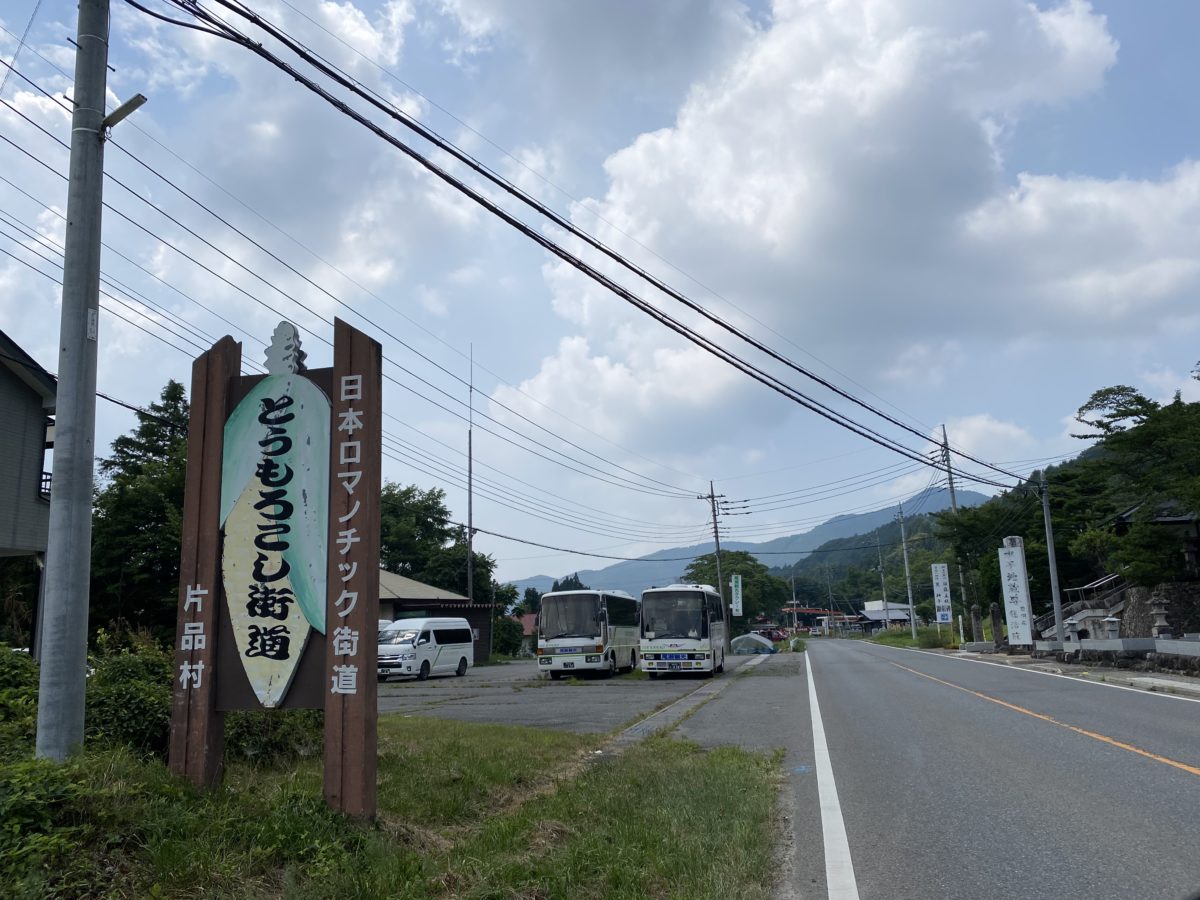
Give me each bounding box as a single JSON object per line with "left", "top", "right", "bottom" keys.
{"left": 0, "top": 367, "right": 50, "bottom": 555}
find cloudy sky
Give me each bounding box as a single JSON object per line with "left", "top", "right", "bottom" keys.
{"left": 3, "top": 0, "right": 1199, "bottom": 583}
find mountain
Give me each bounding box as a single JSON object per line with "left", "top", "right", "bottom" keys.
{"left": 508, "top": 487, "right": 986, "bottom": 597}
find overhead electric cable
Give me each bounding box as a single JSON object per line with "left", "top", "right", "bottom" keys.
{"left": 173, "top": 0, "right": 1021, "bottom": 483}
{"left": 127, "top": 1, "right": 1015, "bottom": 490}
{"left": 0, "top": 61, "right": 700, "bottom": 499}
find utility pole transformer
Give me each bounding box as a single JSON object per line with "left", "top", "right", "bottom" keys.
{"left": 36, "top": 0, "right": 111, "bottom": 761}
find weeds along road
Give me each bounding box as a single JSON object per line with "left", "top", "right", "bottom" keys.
{"left": 674, "top": 640, "right": 1200, "bottom": 900}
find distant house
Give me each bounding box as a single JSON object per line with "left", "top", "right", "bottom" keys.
{"left": 378, "top": 569, "right": 495, "bottom": 662}
{"left": 0, "top": 329, "right": 55, "bottom": 559}
{"left": 858, "top": 607, "right": 912, "bottom": 633}
{"left": 514, "top": 613, "right": 537, "bottom": 655}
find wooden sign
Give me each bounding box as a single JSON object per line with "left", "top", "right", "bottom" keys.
{"left": 169, "top": 319, "right": 381, "bottom": 818}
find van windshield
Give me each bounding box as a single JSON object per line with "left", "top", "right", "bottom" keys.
{"left": 380, "top": 628, "right": 419, "bottom": 645}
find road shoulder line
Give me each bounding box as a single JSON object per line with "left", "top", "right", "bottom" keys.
{"left": 806, "top": 651, "right": 860, "bottom": 900}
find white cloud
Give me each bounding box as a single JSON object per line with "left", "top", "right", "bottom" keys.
{"left": 522, "top": 0, "right": 1137, "bottom": 445}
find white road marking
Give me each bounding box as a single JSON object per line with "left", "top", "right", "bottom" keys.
{"left": 876, "top": 644, "right": 1200, "bottom": 705}
{"left": 806, "top": 651, "right": 860, "bottom": 899}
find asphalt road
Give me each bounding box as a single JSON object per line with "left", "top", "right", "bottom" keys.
{"left": 676, "top": 640, "right": 1200, "bottom": 900}
{"left": 377, "top": 656, "right": 754, "bottom": 733}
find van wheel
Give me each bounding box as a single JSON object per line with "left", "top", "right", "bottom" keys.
{"left": 456, "top": 657, "right": 468, "bottom": 677}
{"left": 417, "top": 661, "right": 430, "bottom": 681}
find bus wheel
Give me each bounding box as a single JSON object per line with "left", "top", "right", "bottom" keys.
{"left": 456, "top": 657, "right": 468, "bottom": 677}
{"left": 648, "top": 672, "right": 659, "bottom": 680}
{"left": 715, "top": 656, "right": 725, "bottom": 674}
{"left": 550, "top": 672, "right": 563, "bottom": 680}
{"left": 604, "top": 656, "right": 616, "bottom": 678}
{"left": 417, "top": 661, "right": 430, "bottom": 681}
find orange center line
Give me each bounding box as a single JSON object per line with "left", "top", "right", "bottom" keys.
{"left": 889, "top": 661, "right": 1200, "bottom": 778}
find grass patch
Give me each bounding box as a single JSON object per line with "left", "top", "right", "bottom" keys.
{"left": 434, "top": 737, "right": 781, "bottom": 899}
{"left": 869, "top": 626, "right": 957, "bottom": 650}
{"left": 1, "top": 715, "right": 782, "bottom": 898}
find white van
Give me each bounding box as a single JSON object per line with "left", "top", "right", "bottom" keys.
{"left": 377, "top": 617, "right": 474, "bottom": 681}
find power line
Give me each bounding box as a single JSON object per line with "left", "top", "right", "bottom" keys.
{"left": 176, "top": 0, "right": 1022, "bottom": 484}
{"left": 0, "top": 347, "right": 181, "bottom": 427}
{"left": 135, "top": 1, "right": 1016, "bottom": 490}
{"left": 0, "top": 64, "right": 700, "bottom": 500}
{"left": 272, "top": 0, "right": 936, "bottom": 439}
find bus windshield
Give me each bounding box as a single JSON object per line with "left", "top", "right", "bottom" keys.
{"left": 642, "top": 592, "right": 707, "bottom": 639}
{"left": 540, "top": 593, "right": 602, "bottom": 640}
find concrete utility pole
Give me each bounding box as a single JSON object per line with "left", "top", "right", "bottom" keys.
{"left": 466, "top": 345, "right": 473, "bottom": 602}
{"left": 37, "top": 0, "right": 111, "bottom": 761}
{"left": 877, "top": 544, "right": 889, "bottom": 632}
{"left": 1040, "top": 475, "right": 1066, "bottom": 643}
{"left": 702, "top": 481, "right": 732, "bottom": 653}
{"left": 942, "top": 425, "right": 972, "bottom": 620}
{"left": 898, "top": 502, "right": 917, "bottom": 639}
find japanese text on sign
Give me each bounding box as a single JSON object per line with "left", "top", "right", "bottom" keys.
{"left": 931, "top": 564, "right": 953, "bottom": 625}
{"left": 331, "top": 373, "right": 365, "bottom": 695}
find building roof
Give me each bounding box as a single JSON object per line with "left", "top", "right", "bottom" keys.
{"left": 515, "top": 613, "right": 537, "bottom": 636}
{"left": 378, "top": 569, "right": 470, "bottom": 603}
{"left": 0, "top": 329, "right": 56, "bottom": 411}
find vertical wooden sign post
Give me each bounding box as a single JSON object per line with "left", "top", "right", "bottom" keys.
{"left": 324, "top": 319, "right": 382, "bottom": 819}
{"left": 169, "top": 336, "right": 241, "bottom": 787}
{"left": 168, "top": 320, "right": 381, "bottom": 820}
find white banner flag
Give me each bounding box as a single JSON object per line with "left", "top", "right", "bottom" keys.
{"left": 998, "top": 537, "right": 1034, "bottom": 645}
{"left": 931, "top": 563, "right": 953, "bottom": 624}
{"left": 730, "top": 573, "right": 743, "bottom": 616}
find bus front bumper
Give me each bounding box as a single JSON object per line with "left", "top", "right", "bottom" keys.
{"left": 538, "top": 654, "right": 604, "bottom": 673}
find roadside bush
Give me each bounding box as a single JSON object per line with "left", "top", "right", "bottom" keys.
{"left": 0, "top": 758, "right": 80, "bottom": 891}
{"left": 85, "top": 635, "right": 172, "bottom": 758}
{"left": 0, "top": 646, "right": 39, "bottom": 758}
{"left": 225, "top": 709, "right": 324, "bottom": 765}
{"left": 916, "top": 627, "right": 954, "bottom": 649}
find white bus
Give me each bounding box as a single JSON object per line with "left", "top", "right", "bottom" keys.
{"left": 537, "top": 589, "right": 639, "bottom": 679}
{"left": 639, "top": 583, "right": 726, "bottom": 678}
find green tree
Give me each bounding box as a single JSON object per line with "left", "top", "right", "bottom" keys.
{"left": 682, "top": 551, "right": 789, "bottom": 634}
{"left": 493, "top": 582, "right": 519, "bottom": 613}
{"left": 550, "top": 573, "right": 588, "bottom": 592}
{"left": 521, "top": 587, "right": 543, "bottom": 615}
{"left": 420, "top": 537, "right": 496, "bottom": 600}
{"left": 90, "top": 381, "right": 189, "bottom": 637}
{"left": 1072, "top": 385, "right": 1159, "bottom": 439}
{"left": 492, "top": 615, "right": 523, "bottom": 656}
{"left": 379, "top": 483, "right": 454, "bottom": 576}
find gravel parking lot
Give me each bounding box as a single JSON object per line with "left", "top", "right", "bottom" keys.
{"left": 377, "top": 656, "right": 756, "bottom": 733}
